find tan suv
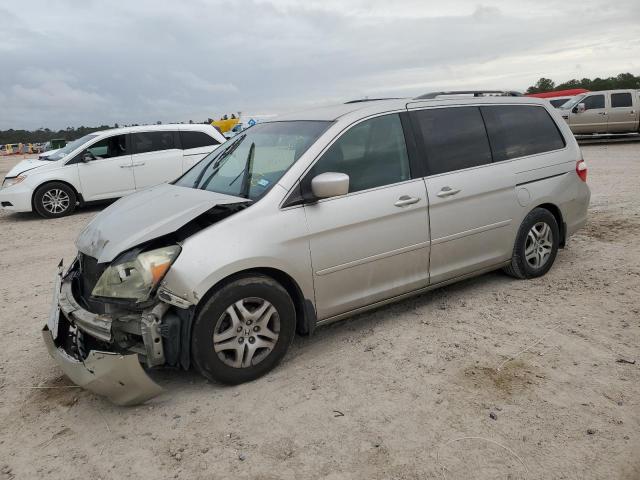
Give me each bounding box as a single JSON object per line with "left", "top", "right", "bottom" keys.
{"left": 559, "top": 89, "right": 640, "bottom": 134}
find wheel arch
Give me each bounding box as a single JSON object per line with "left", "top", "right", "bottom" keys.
{"left": 31, "top": 179, "right": 83, "bottom": 211}
{"left": 194, "top": 267, "right": 317, "bottom": 337}
{"left": 532, "top": 202, "right": 566, "bottom": 247}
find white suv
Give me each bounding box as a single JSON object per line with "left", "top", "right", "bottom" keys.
{"left": 0, "top": 124, "right": 226, "bottom": 218}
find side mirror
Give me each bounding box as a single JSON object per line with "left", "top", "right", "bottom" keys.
{"left": 576, "top": 103, "right": 586, "bottom": 114}
{"left": 311, "top": 172, "right": 349, "bottom": 199}
{"left": 82, "top": 151, "right": 95, "bottom": 163}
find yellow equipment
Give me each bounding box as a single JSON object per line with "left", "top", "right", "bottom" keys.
{"left": 211, "top": 118, "right": 240, "bottom": 133}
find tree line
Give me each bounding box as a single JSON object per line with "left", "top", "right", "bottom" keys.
{"left": 526, "top": 72, "right": 640, "bottom": 94}
{"left": 0, "top": 120, "right": 212, "bottom": 145}
{"left": 0, "top": 125, "right": 116, "bottom": 146}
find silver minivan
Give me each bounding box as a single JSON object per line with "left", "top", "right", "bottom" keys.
{"left": 43, "top": 92, "right": 590, "bottom": 404}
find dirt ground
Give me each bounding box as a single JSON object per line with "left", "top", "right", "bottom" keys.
{"left": 0, "top": 144, "right": 638, "bottom": 480}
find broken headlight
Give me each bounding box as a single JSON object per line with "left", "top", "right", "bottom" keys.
{"left": 92, "top": 245, "right": 181, "bottom": 302}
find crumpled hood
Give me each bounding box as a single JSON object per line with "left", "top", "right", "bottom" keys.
{"left": 76, "top": 183, "right": 246, "bottom": 263}
{"left": 6, "top": 158, "right": 59, "bottom": 177}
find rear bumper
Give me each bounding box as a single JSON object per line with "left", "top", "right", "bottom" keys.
{"left": 42, "top": 261, "right": 163, "bottom": 406}
{"left": 565, "top": 181, "right": 591, "bottom": 237}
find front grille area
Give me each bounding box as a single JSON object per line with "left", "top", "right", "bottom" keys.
{"left": 75, "top": 253, "right": 108, "bottom": 314}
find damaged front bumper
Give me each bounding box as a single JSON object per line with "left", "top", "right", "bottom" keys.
{"left": 42, "top": 260, "right": 178, "bottom": 406}
{"left": 42, "top": 325, "right": 163, "bottom": 406}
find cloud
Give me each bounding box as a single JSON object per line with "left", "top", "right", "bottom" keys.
{"left": 11, "top": 81, "right": 108, "bottom": 110}
{"left": 471, "top": 5, "right": 502, "bottom": 20}
{"left": 0, "top": 0, "right": 638, "bottom": 129}
{"left": 171, "top": 72, "right": 239, "bottom": 94}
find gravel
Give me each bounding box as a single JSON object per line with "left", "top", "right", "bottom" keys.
{"left": 0, "top": 143, "right": 638, "bottom": 479}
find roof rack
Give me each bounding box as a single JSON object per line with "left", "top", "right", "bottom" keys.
{"left": 414, "top": 90, "right": 523, "bottom": 100}
{"left": 344, "top": 97, "right": 400, "bottom": 104}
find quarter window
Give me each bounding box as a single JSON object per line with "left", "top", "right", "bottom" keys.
{"left": 85, "top": 135, "right": 128, "bottom": 159}
{"left": 411, "top": 106, "right": 492, "bottom": 175}
{"left": 307, "top": 113, "right": 410, "bottom": 193}
{"left": 181, "top": 130, "right": 219, "bottom": 149}
{"left": 583, "top": 95, "right": 605, "bottom": 110}
{"left": 549, "top": 98, "right": 568, "bottom": 108}
{"left": 611, "top": 92, "right": 632, "bottom": 108}
{"left": 481, "top": 105, "right": 565, "bottom": 162}
{"left": 132, "top": 131, "right": 176, "bottom": 154}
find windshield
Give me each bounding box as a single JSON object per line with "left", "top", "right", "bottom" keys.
{"left": 559, "top": 94, "right": 586, "bottom": 110}
{"left": 174, "top": 121, "right": 330, "bottom": 201}
{"left": 47, "top": 133, "right": 100, "bottom": 161}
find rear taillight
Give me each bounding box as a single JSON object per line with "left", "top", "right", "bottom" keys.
{"left": 576, "top": 159, "right": 587, "bottom": 182}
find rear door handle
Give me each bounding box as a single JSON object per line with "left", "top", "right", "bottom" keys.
{"left": 132, "top": 162, "right": 146, "bottom": 167}
{"left": 120, "top": 164, "right": 132, "bottom": 168}
{"left": 597, "top": 112, "right": 607, "bottom": 115}
{"left": 436, "top": 186, "right": 461, "bottom": 198}
{"left": 394, "top": 195, "right": 420, "bottom": 207}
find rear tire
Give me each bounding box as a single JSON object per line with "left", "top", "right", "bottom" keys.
{"left": 33, "top": 182, "right": 77, "bottom": 218}
{"left": 191, "top": 275, "right": 296, "bottom": 385}
{"left": 504, "top": 208, "right": 559, "bottom": 279}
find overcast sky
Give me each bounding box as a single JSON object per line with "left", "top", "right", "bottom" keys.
{"left": 1, "top": 0, "right": 639, "bottom": 130}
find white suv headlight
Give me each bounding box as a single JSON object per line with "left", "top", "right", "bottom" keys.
{"left": 92, "top": 245, "right": 181, "bottom": 302}
{"left": 1, "top": 175, "right": 26, "bottom": 189}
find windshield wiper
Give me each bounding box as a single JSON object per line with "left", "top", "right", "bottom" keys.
{"left": 228, "top": 141, "right": 255, "bottom": 191}
{"left": 239, "top": 142, "right": 255, "bottom": 199}
{"left": 194, "top": 134, "right": 246, "bottom": 189}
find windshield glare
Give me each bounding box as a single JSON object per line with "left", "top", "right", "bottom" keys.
{"left": 174, "top": 121, "right": 330, "bottom": 201}
{"left": 559, "top": 94, "right": 586, "bottom": 110}
{"left": 47, "top": 134, "right": 100, "bottom": 161}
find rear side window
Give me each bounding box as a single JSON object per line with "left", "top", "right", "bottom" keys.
{"left": 132, "top": 131, "right": 176, "bottom": 154}
{"left": 481, "top": 105, "right": 565, "bottom": 162}
{"left": 411, "top": 106, "right": 492, "bottom": 175}
{"left": 181, "top": 130, "right": 219, "bottom": 149}
{"left": 583, "top": 94, "right": 604, "bottom": 110}
{"left": 611, "top": 93, "right": 632, "bottom": 108}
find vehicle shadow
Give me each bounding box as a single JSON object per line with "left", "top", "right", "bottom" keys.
{"left": 147, "top": 270, "right": 514, "bottom": 402}
{"left": 295, "top": 270, "right": 510, "bottom": 350}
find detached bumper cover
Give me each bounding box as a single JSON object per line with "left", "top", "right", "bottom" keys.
{"left": 43, "top": 326, "right": 163, "bottom": 406}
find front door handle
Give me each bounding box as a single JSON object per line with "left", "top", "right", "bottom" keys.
{"left": 394, "top": 195, "right": 420, "bottom": 207}
{"left": 120, "top": 164, "right": 132, "bottom": 168}
{"left": 436, "top": 186, "right": 461, "bottom": 198}
{"left": 597, "top": 112, "right": 607, "bottom": 115}
{"left": 132, "top": 162, "right": 146, "bottom": 167}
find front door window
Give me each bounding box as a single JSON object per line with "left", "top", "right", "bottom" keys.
{"left": 583, "top": 95, "right": 605, "bottom": 111}
{"left": 307, "top": 113, "right": 410, "bottom": 193}
{"left": 85, "top": 135, "right": 128, "bottom": 159}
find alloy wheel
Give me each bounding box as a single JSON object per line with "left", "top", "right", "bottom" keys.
{"left": 41, "top": 188, "right": 70, "bottom": 214}
{"left": 212, "top": 297, "right": 280, "bottom": 368}
{"left": 525, "top": 221, "right": 553, "bottom": 269}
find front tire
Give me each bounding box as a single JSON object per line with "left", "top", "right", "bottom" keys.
{"left": 191, "top": 275, "right": 296, "bottom": 385}
{"left": 504, "top": 208, "right": 559, "bottom": 279}
{"left": 33, "top": 182, "right": 77, "bottom": 218}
